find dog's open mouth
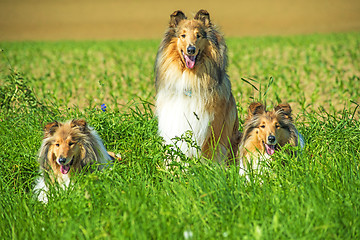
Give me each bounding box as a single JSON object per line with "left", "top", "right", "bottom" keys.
{"left": 263, "top": 142, "right": 276, "bottom": 156}
{"left": 60, "top": 159, "right": 73, "bottom": 174}
{"left": 182, "top": 51, "right": 198, "bottom": 69}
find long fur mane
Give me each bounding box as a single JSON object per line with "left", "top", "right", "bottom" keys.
{"left": 34, "top": 119, "right": 112, "bottom": 203}
{"left": 239, "top": 103, "right": 299, "bottom": 161}
{"left": 38, "top": 120, "right": 111, "bottom": 176}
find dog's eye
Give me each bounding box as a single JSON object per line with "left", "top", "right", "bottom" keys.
{"left": 260, "top": 125, "right": 265, "bottom": 128}
{"left": 180, "top": 34, "right": 186, "bottom": 38}
{"left": 69, "top": 142, "right": 75, "bottom": 146}
{"left": 55, "top": 143, "right": 60, "bottom": 147}
{"left": 196, "top": 34, "right": 201, "bottom": 39}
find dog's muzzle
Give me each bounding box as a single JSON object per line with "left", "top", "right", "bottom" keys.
{"left": 58, "top": 157, "right": 67, "bottom": 165}
{"left": 268, "top": 135, "right": 276, "bottom": 144}
{"left": 187, "top": 45, "right": 196, "bottom": 55}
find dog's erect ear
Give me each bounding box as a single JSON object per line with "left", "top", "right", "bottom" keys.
{"left": 248, "top": 102, "right": 265, "bottom": 117}
{"left": 275, "top": 103, "right": 292, "bottom": 119}
{"left": 44, "top": 121, "right": 60, "bottom": 137}
{"left": 194, "top": 9, "right": 211, "bottom": 27}
{"left": 71, "top": 119, "right": 88, "bottom": 132}
{"left": 169, "top": 10, "right": 186, "bottom": 28}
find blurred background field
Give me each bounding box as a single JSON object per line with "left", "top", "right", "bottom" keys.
{"left": 1, "top": 0, "right": 360, "bottom": 41}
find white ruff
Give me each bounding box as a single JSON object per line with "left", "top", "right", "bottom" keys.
{"left": 239, "top": 153, "right": 270, "bottom": 176}
{"left": 34, "top": 171, "right": 71, "bottom": 204}
{"left": 56, "top": 173, "right": 71, "bottom": 188}
{"left": 156, "top": 71, "right": 214, "bottom": 158}
{"left": 33, "top": 176, "right": 49, "bottom": 203}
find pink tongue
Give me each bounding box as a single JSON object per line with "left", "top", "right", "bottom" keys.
{"left": 60, "top": 165, "right": 70, "bottom": 174}
{"left": 184, "top": 54, "right": 196, "bottom": 69}
{"left": 265, "top": 144, "right": 275, "bottom": 156}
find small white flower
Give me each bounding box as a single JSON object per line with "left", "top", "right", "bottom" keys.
{"left": 223, "top": 231, "right": 229, "bottom": 237}
{"left": 254, "top": 225, "right": 262, "bottom": 240}
{"left": 183, "top": 230, "right": 193, "bottom": 239}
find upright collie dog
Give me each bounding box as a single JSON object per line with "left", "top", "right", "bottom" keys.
{"left": 239, "top": 102, "right": 304, "bottom": 174}
{"left": 34, "top": 119, "right": 112, "bottom": 203}
{"left": 155, "top": 9, "right": 240, "bottom": 163}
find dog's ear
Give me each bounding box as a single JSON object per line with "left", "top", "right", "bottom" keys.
{"left": 169, "top": 10, "right": 186, "bottom": 28}
{"left": 248, "top": 102, "right": 265, "bottom": 117}
{"left": 44, "top": 121, "right": 60, "bottom": 137}
{"left": 71, "top": 119, "right": 88, "bottom": 132}
{"left": 275, "top": 103, "right": 292, "bottom": 119}
{"left": 194, "top": 9, "right": 211, "bottom": 27}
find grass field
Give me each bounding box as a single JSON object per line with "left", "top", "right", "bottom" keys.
{"left": 0, "top": 32, "right": 360, "bottom": 239}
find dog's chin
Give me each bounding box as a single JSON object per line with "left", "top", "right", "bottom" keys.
{"left": 181, "top": 51, "right": 199, "bottom": 69}
{"left": 263, "top": 142, "right": 276, "bottom": 156}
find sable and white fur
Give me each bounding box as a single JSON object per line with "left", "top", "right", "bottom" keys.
{"left": 155, "top": 10, "right": 241, "bottom": 163}
{"left": 239, "top": 102, "right": 305, "bottom": 175}
{"left": 34, "top": 119, "right": 112, "bottom": 203}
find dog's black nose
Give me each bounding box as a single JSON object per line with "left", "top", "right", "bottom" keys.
{"left": 58, "top": 158, "right": 67, "bottom": 164}
{"left": 268, "top": 135, "right": 276, "bottom": 143}
{"left": 187, "top": 46, "right": 196, "bottom": 55}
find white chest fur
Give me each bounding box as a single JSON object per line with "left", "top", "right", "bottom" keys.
{"left": 34, "top": 172, "right": 71, "bottom": 203}
{"left": 57, "top": 174, "right": 71, "bottom": 188}
{"left": 156, "top": 72, "right": 214, "bottom": 158}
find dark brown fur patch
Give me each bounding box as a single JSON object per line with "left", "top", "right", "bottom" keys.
{"left": 194, "top": 9, "right": 211, "bottom": 27}
{"left": 71, "top": 119, "right": 89, "bottom": 133}
{"left": 44, "top": 121, "right": 60, "bottom": 138}
{"left": 275, "top": 103, "right": 293, "bottom": 120}
{"left": 169, "top": 10, "right": 186, "bottom": 28}
{"left": 248, "top": 102, "right": 266, "bottom": 117}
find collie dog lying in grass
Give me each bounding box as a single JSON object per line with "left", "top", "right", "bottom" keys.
{"left": 34, "top": 119, "right": 113, "bottom": 203}
{"left": 239, "top": 102, "right": 305, "bottom": 175}
{"left": 155, "top": 9, "right": 241, "bottom": 164}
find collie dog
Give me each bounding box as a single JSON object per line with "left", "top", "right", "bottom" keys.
{"left": 34, "top": 119, "right": 113, "bottom": 203}
{"left": 155, "top": 9, "right": 240, "bottom": 164}
{"left": 239, "top": 102, "right": 304, "bottom": 174}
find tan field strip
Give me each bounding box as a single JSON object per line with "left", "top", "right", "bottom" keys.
{"left": 0, "top": 0, "right": 359, "bottom": 41}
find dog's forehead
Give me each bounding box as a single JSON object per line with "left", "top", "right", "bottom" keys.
{"left": 259, "top": 112, "right": 278, "bottom": 124}
{"left": 178, "top": 20, "right": 203, "bottom": 31}
{"left": 55, "top": 125, "right": 75, "bottom": 141}
{"left": 55, "top": 133, "right": 73, "bottom": 143}
{"left": 267, "top": 111, "right": 278, "bottom": 119}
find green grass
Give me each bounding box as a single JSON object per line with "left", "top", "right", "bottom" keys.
{"left": 0, "top": 32, "right": 360, "bottom": 239}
